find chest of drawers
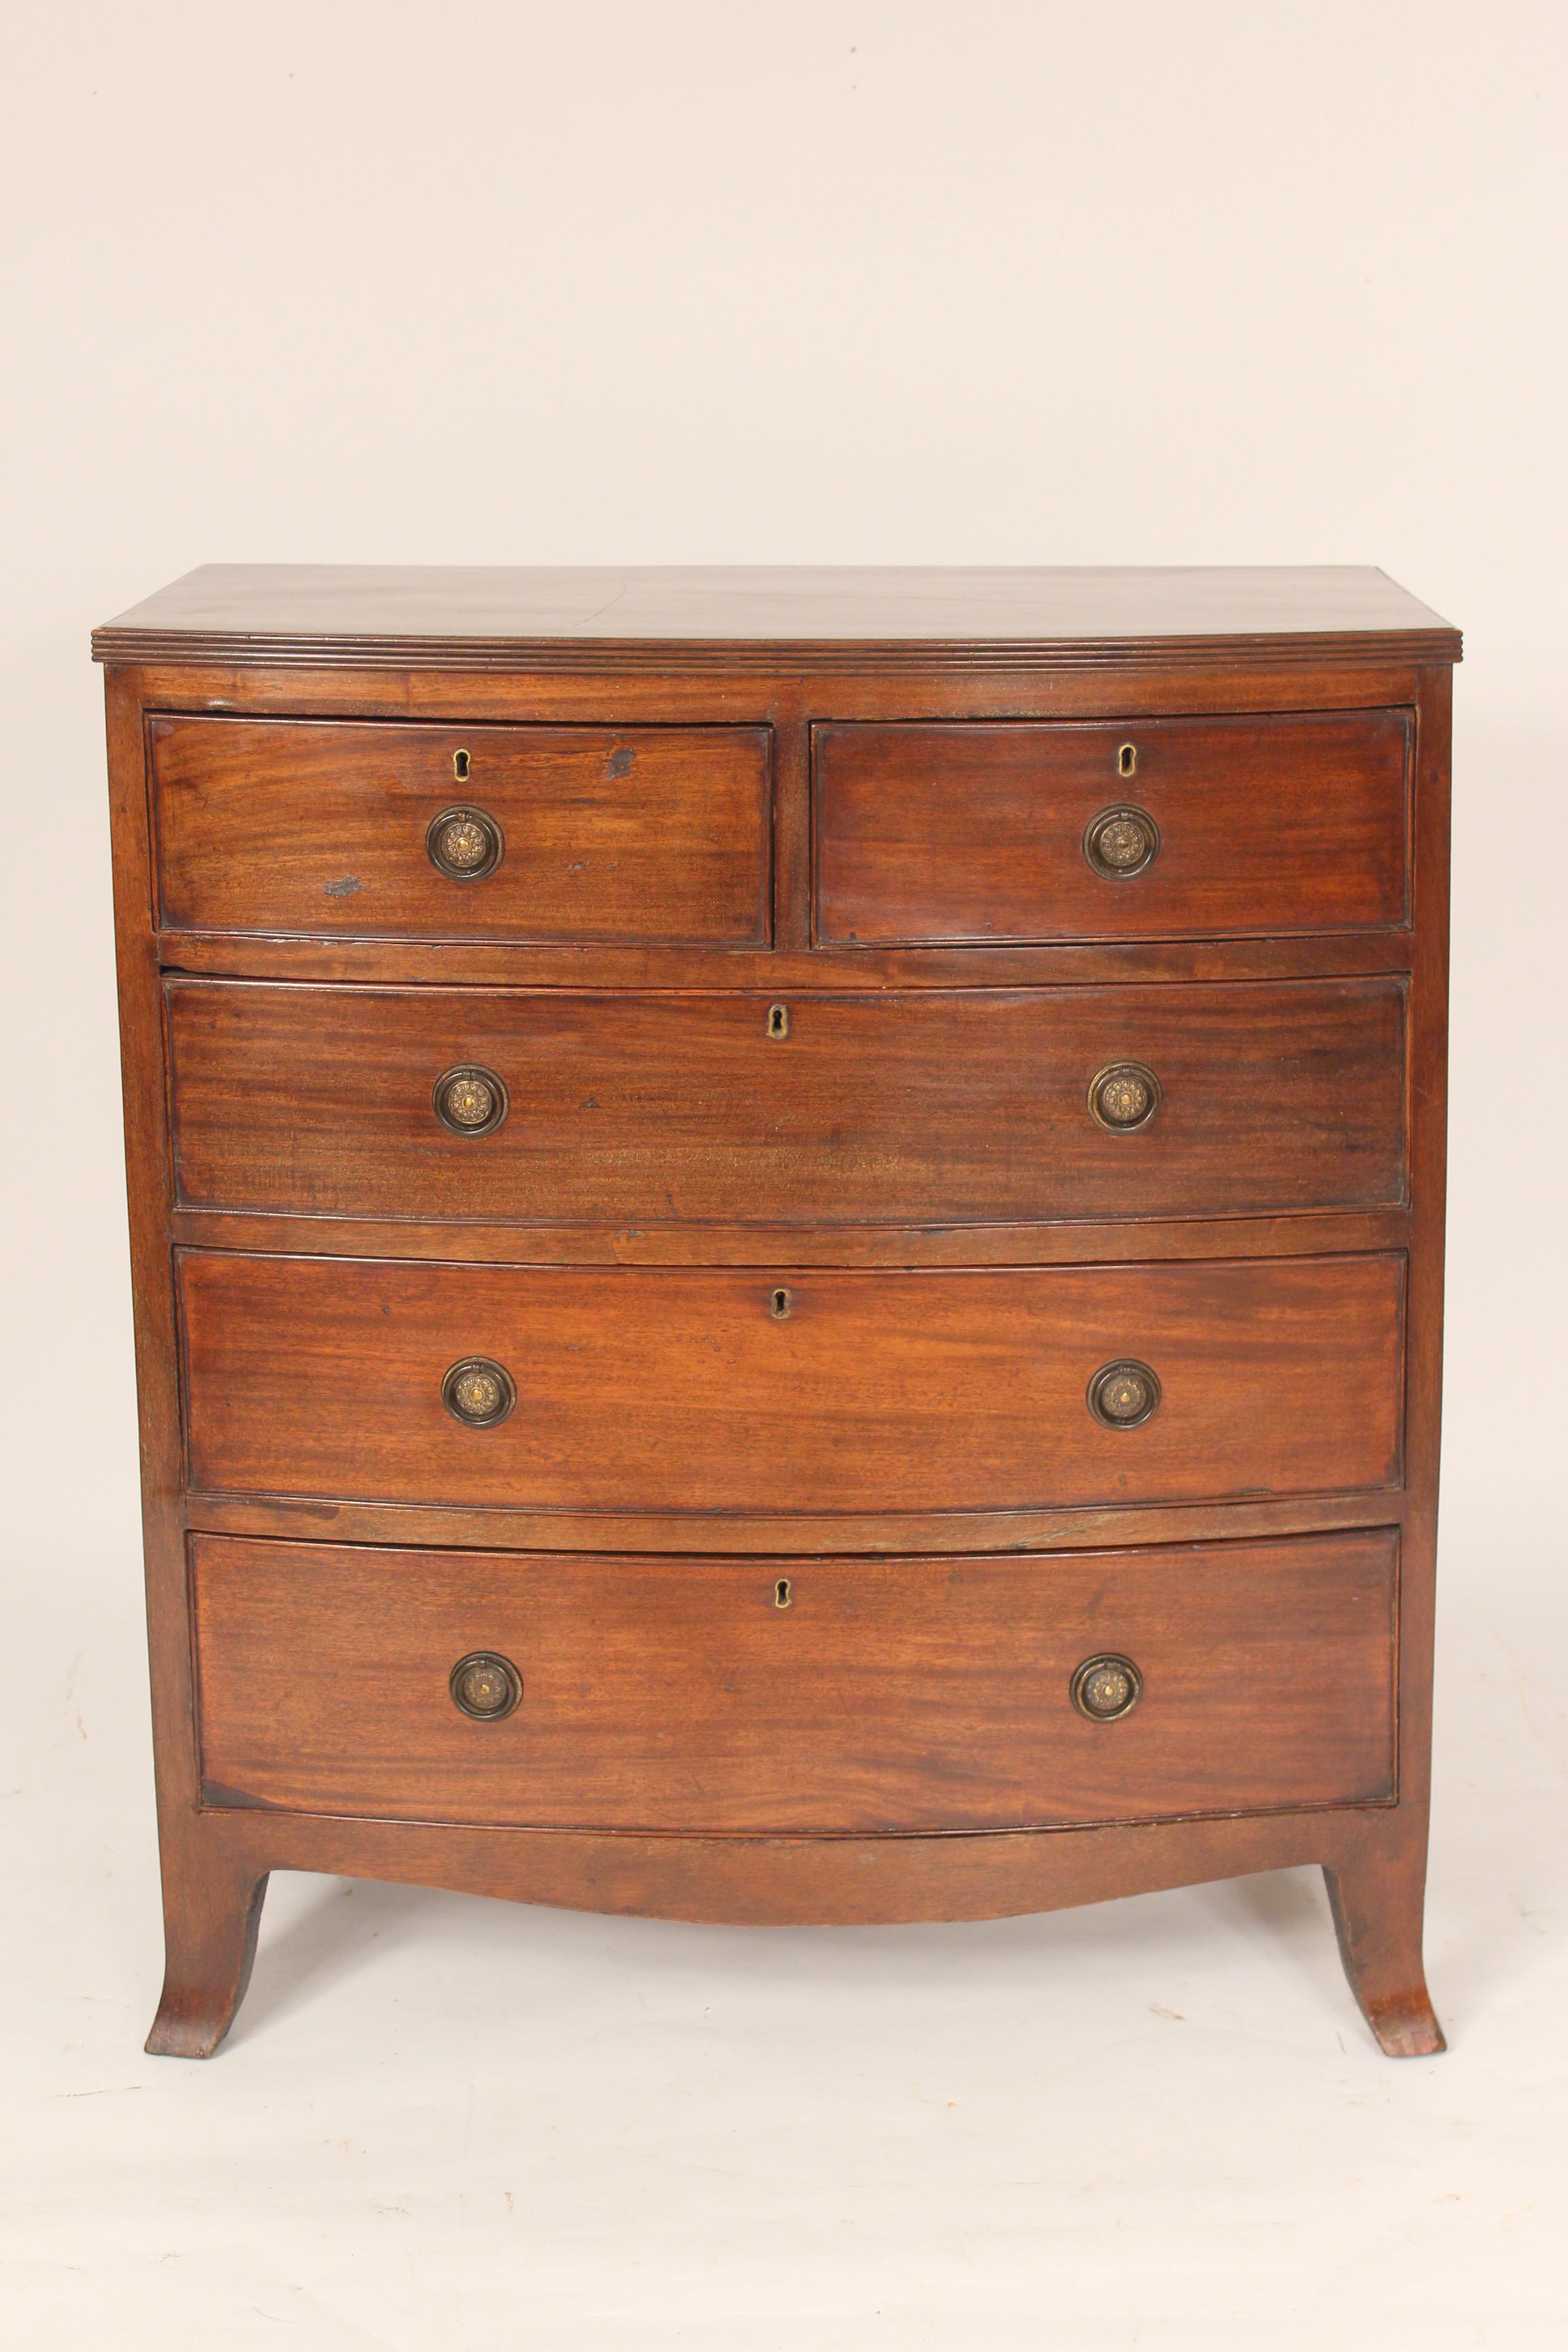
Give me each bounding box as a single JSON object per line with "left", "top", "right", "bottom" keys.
{"left": 95, "top": 564, "right": 1459, "bottom": 2059}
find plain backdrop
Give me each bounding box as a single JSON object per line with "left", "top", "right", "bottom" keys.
{"left": 2, "top": 3, "right": 1566, "bottom": 2346}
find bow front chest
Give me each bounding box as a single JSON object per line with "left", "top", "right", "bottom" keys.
{"left": 95, "top": 564, "right": 1459, "bottom": 2057}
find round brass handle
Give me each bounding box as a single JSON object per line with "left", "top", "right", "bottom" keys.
{"left": 427, "top": 804, "right": 503, "bottom": 881}
{"left": 442, "top": 1356, "right": 517, "bottom": 1428}
{"left": 433, "top": 1064, "right": 508, "bottom": 1137}
{"left": 1089, "top": 1061, "right": 1161, "bottom": 1132}
{"left": 1088, "top": 1358, "right": 1162, "bottom": 1428}
{"left": 1084, "top": 804, "right": 1160, "bottom": 880}
{"left": 449, "top": 1650, "right": 522, "bottom": 1720}
{"left": 1071, "top": 1653, "right": 1142, "bottom": 1721}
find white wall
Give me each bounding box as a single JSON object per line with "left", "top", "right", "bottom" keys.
{"left": 4, "top": 1, "right": 1563, "bottom": 1565}
{"left": 3, "top": 0, "right": 1564, "bottom": 1561}
{"left": 1, "top": 7, "right": 1564, "bottom": 2342}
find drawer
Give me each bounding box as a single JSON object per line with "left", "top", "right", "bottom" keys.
{"left": 150, "top": 717, "right": 772, "bottom": 944}
{"left": 191, "top": 1529, "right": 1399, "bottom": 1832}
{"left": 178, "top": 1252, "right": 1405, "bottom": 1514}
{"left": 167, "top": 976, "right": 1407, "bottom": 1226}
{"left": 814, "top": 713, "right": 1411, "bottom": 943}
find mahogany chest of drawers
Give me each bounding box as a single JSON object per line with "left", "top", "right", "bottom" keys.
{"left": 95, "top": 565, "right": 1460, "bottom": 2058}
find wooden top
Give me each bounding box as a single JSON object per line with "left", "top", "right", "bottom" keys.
{"left": 93, "top": 564, "right": 1460, "bottom": 672}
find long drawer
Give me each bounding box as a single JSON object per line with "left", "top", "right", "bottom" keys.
{"left": 150, "top": 717, "right": 772, "bottom": 944}
{"left": 178, "top": 1252, "right": 1405, "bottom": 1514}
{"left": 192, "top": 1530, "right": 1399, "bottom": 1832}
{"left": 167, "top": 977, "right": 1408, "bottom": 1226}
{"left": 814, "top": 712, "right": 1411, "bottom": 943}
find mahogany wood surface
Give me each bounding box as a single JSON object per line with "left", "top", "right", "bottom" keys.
{"left": 177, "top": 1251, "right": 1405, "bottom": 1516}
{"left": 151, "top": 717, "right": 772, "bottom": 945}
{"left": 118, "top": 654, "right": 1440, "bottom": 722}
{"left": 94, "top": 563, "right": 1461, "bottom": 670}
{"left": 97, "top": 566, "right": 1454, "bottom": 2059}
{"left": 166, "top": 977, "right": 1408, "bottom": 1227}
{"left": 158, "top": 932, "right": 1418, "bottom": 990}
{"left": 169, "top": 1206, "right": 1410, "bottom": 1274}
{"left": 192, "top": 1531, "right": 1397, "bottom": 1833}
{"left": 182, "top": 1487, "right": 1401, "bottom": 1563}
{"left": 815, "top": 713, "right": 1410, "bottom": 943}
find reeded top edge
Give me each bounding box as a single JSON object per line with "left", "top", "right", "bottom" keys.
{"left": 93, "top": 564, "right": 1463, "bottom": 668}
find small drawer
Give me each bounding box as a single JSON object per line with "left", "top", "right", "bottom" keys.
{"left": 178, "top": 1252, "right": 1405, "bottom": 1516}
{"left": 150, "top": 717, "right": 772, "bottom": 945}
{"left": 167, "top": 976, "right": 1409, "bottom": 1226}
{"left": 814, "top": 712, "right": 1411, "bottom": 944}
{"left": 191, "top": 1529, "right": 1399, "bottom": 1832}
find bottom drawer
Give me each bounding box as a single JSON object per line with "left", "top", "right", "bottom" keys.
{"left": 193, "top": 1530, "right": 1396, "bottom": 1833}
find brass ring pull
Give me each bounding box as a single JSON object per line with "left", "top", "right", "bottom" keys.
{"left": 449, "top": 1651, "right": 522, "bottom": 1720}
{"left": 433, "top": 1065, "right": 508, "bottom": 1137}
{"left": 442, "top": 1357, "right": 517, "bottom": 1428}
{"left": 1071, "top": 1653, "right": 1142, "bottom": 1721}
{"left": 1087, "top": 1359, "right": 1162, "bottom": 1428}
{"left": 1088, "top": 1061, "right": 1161, "bottom": 1133}
{"left": 1083, "top": 804, "right": 1160, "bottom": 880}
{"left": 427, "top": 804, "right": 503, "bottom": 881}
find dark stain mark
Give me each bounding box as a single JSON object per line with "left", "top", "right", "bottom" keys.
{"left": 201, "top": 1779, "right": 284, "bottom": 1810}
{"left": 606, "top": 747, "right": 635, "bottom": 778}
{"left": 325, "top": 876, "right": 361, "bottom": 897}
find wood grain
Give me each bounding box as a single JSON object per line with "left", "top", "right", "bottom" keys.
{"left": 192, "top": 1530, "right": 1398, "bottom": 1833}
{"left": 93, "top": 563, "right": 1462, "bottom": 670}
{"left": 815, "top": 713, "right": 1411, "bottom": 943}
{"left": 156, "top": 929, "right": 1418, "bottom": 991}
{"left": 169, "top": 1207, "right": 1411, "bottom": 1273}
{"left": 182, "top": 1487, "right": 1401, "bottom": 1562}
{"left": 177, "top": 1251, "right": 1406, "bottom": 1516}
{"left": 151, "top": 717, "right": 772, "bottom": 945}
{"left": 97, "top": 567, "right": 1454, "bottom": 2057}
{"left": 166, "top": 977, "right": 1408, "bottom": 1226}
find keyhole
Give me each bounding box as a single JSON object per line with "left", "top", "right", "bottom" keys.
{"left": 767, "top": 1002, "right": 789, "bottom": 1040}
{"left": 1117, "top": 742, "right": 1138, "bottom": 779}
{"left": 453, "top": 747, "right": 472, "bottom": 782}
{"left": 770, "top": 1286, "right": 792, "bottom": 1318}
{"left": 774, "top": 1578, "right": 793, "bottom": 1609}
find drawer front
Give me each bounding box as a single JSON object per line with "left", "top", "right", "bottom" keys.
{"left": 815, "top": 713, "right": 1411, "bottom": 943}
{"left": 179, "top": 1252, "right": 1405, "bottom": 1514}
{"left": 168, "top": 977, "right": 1408, "bottom": 1226}
{"left": 150, "top": 717, "right": 772, "bottom": 944}
{"left": 192, "top": 1530, "right": 1398, "bottom": 1832}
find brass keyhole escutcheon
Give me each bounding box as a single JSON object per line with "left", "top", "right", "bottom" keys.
{"left": 774, "top": 1577, "right": 793, "bottom": 1609}
{"left": 453, "top": 747, "right": 472, "bottom": 783}
{"left": 767, "top": 1002, "right": 789, "bottom": 1040}
{"left": 770, "top": 1286, "right": 792, "bottom": 1318}
{"left": 1117, "top": 741, "right": 1138, "bottom": 779}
